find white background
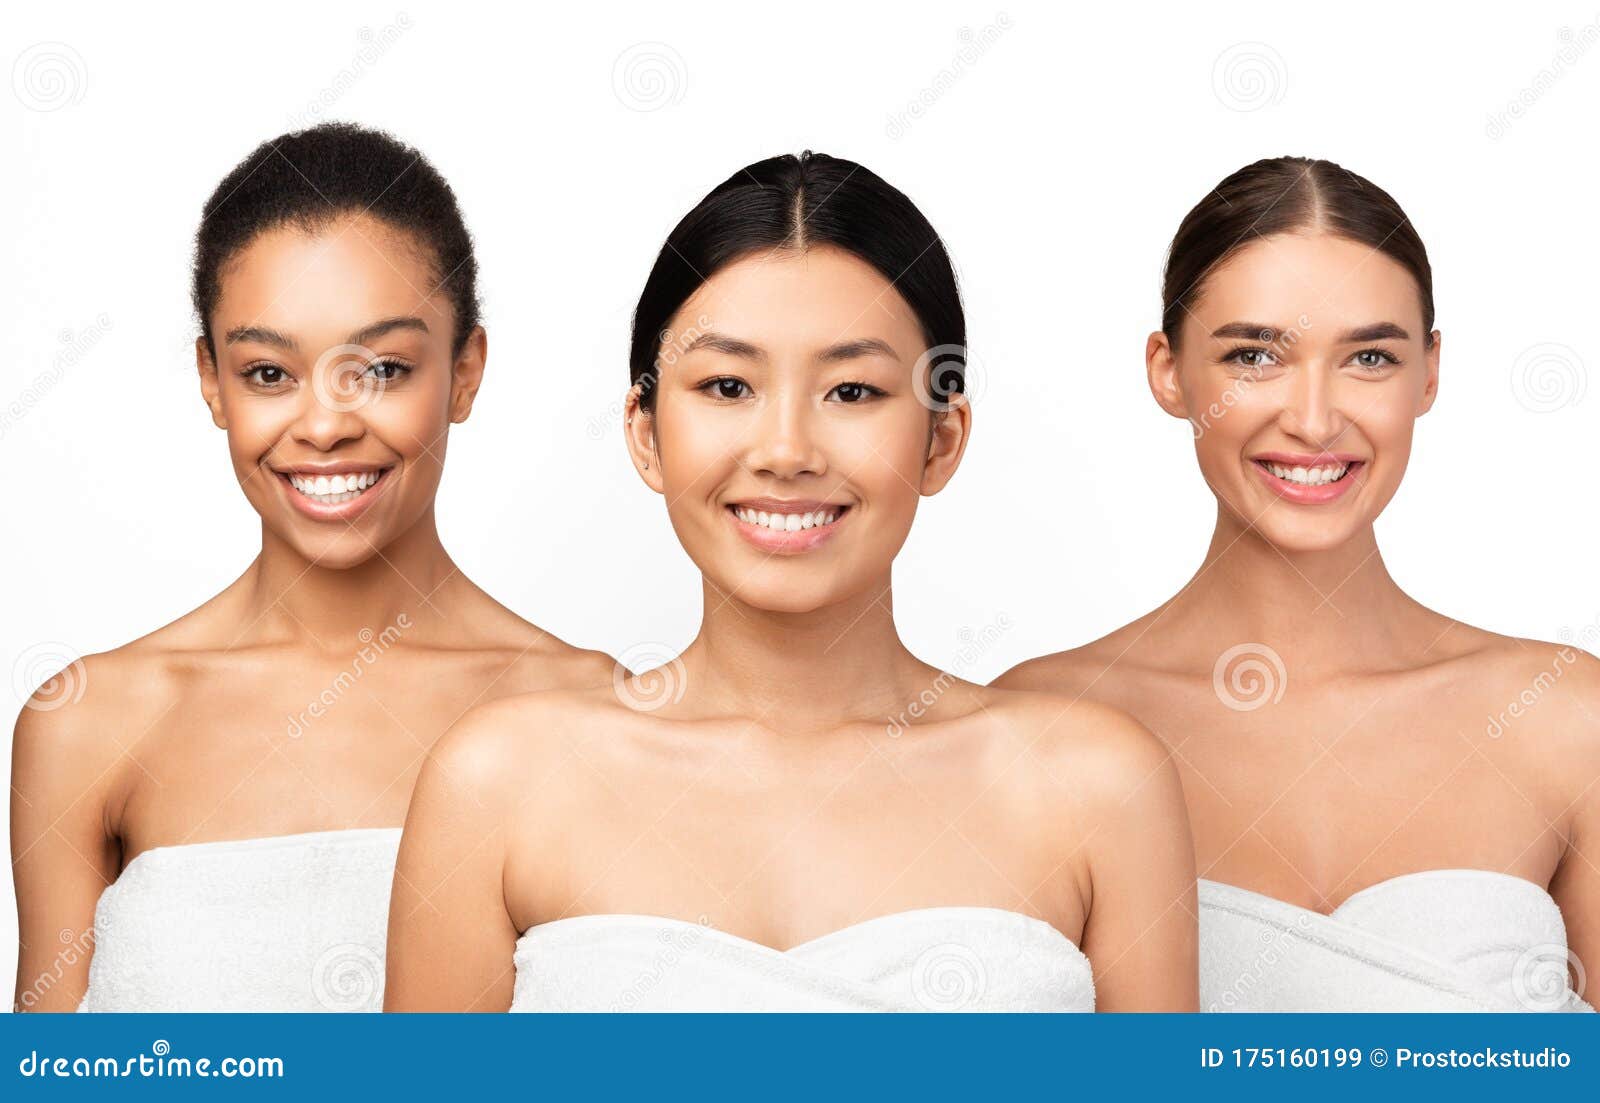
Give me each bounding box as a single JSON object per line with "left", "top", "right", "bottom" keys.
{"left": 4, "top": 1, "right": 1599, "bottom": 993}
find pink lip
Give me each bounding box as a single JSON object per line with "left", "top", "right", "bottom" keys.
{"left": 725, "top": 501, "right": 851, "bottom": 555}
{"left": 1248, "top": 457, "right": 1365, "bottom": 505}
{"left": 274, "top": 465, "right": 394, "bottom": 523}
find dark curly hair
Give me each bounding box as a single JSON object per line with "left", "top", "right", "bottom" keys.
{"left": 192, "top": 122, "right": 480, "bottom": 359}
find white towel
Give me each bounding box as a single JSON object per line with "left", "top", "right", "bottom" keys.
{"left": 78, "top": 827, "right": 402, "bottom": 1012}
{"left": 511, "top": 906, "right": 1095, "bottom": 1011}
{"left": 1200, "top": 869, "right": 1594, "bottom": 1012}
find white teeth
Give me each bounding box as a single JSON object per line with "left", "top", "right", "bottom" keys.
{"left": 733, "top": 506, "right": 844, "bottom": 530}
{"left": 287, "top": 469, "right": 384, "bottom": 504}
{"left": 1264, "top": 461, "right": 1350, "bottom": 486}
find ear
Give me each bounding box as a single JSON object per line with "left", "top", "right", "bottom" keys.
{"left": 448, "top": 326, "right": 488, "bottom": 423}
{"left": 197, "top": 337, "right": 228, "bottom": 429}
{"left": 1418, "top": 330, "right": 1441, "bottom": 415}
{"left": 1146, "top": 329, "right": 1188, "bottom": 420}
{"left": 918, "top": 395, "right": 972, "bottom": 496}
{"left": 622, "top": 379, "right": 664, "bottom": 494}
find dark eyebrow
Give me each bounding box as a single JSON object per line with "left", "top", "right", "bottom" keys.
{"left": 225, "top": 324, "right": 298, "bottom": 352}
{"left": 1210, "top": 322, "right": 1284, "bottom": 342}
{"left": 817, "top": 338, "right": 898, "bottom": 363}
{"left": 222, "top": 316, "right": 430, "bottom": 354}
{"left": 681, "top": 332, "right": 765, "bottom": 361}
{"left": 1338, "top": 322, "right": 1409, "bottom": 343}
{"left": 347, "top": 316, "right": 430, "bottom": 346}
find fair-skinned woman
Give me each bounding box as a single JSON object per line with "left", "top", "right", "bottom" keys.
{"left": 1000, "top": 156, "right": 1598, "bottom": 1013}
{"left": 384, "top": 152, "right": 1197, "bottom": 1012}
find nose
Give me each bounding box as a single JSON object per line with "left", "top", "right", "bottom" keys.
{"left": 288, "top": 387, "right": 367, "bottom": 451}
{"left": 743, "top": 389, "right": 827, "bottom": 480}
{"left": 1277, "top": 363, "right": 1349, "bottom": 450}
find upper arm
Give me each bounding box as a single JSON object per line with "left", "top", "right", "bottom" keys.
{"left": 10, "top": 677, "right": 123, "bottom": 1011}
{"left": 383, "top": 703, "right": 523, "bottom": 1012}
{"left": 1554, "top": 787, "right": 1599, "bottom": 1001}
{"left": 1549, "top": 651, "right": 1600, "bottom": 999}
{"left": 1071, "top": 709, "right": 1198, "bottom": 1012}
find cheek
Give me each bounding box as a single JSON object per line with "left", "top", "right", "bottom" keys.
{"left": 1189, "top": 380, "right": 1279, "bottom": 467}
{"left": 221, "top": 398, "right": 292, "bottom": 461}
{"left": 652, "top": 413, "right": 740, "bottom": 534}
{"left": 825, "top": 411, "right": 927, "bottom": 505}
{"left": 1356, "top": 400, "right": 1417, "bottom": 460}
{"left": 368, "top": 386, "right": 453, "bottom": 456}
{"left": 655, "top": 400, "right": 757, "bottom": 487}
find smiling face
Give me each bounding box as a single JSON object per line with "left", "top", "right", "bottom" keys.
{"left": 198, "top": 213, "right": 485, "bottom": 568}
{"left": 625, "top": 245, "right": 969, "bottom": 614}
{"left": 1149, "top": 232, "right": 1441, "bottom": 552}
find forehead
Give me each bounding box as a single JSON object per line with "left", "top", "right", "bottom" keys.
{"left": 1185, "top": 232, "right": 1425, "bottom": 337}
{"left": 674, "top": 245, "right": 924, "bottom": 352}
{"left": 212, "top": 214, "right": 450, "bottom": 343}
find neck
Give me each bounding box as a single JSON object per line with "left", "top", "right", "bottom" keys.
{"left": 1158, "top": 506, "right": 1429, "bottom": 674}
{"left": 241, "top": 506, "right": 462, "bottom": 651}
{"left": 674, "top": 574, "right": 929, "bottom": 734}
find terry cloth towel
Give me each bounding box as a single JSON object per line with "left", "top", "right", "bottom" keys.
{"left": 78, "top": 827, "right": 402, "bottom": 1012}
{"left": 1200, "top": 869, "right": 1595, "bottom": 1012}
{"left": 511, "top": 906, "right": 1095, "bottom": 1011}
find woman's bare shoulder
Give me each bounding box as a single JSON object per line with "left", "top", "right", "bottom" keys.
{"left": 981, "top": 684, "right": 1171, "bottom": 771}
{"left": 9, "top": 615, "right": 225, "bottom": 831}
{"left": 991, "top": 611, "right": 1166, "bottom": 697}
{"left": 957, "top": 684, "right": 1180, "bottom": 837}
{"left": 1444, "top": 626, "right": 1600, "bottom": 753}
{"left": 423, "top": 683, "right": 634, "bottom": 791}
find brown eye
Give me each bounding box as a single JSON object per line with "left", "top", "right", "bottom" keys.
{"left": 826, "top": 381, "right": 884, "bottom": 403}
{"left": 246, "top": 364, "right": 288, "bottom": 386}
{"left": 367, "top": 360, "right": 410, "bottom": 381}
{"left": 699, "top": 377, "right": 749, "bottom": 400}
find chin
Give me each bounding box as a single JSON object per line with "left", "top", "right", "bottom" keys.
{"left": 714, "top": 570, "right": 848, "bottom": 616}
{"left": 284, "top": 532, "right": 386, "bottom": 571}
{"left": 1247, "top": 515, "right": 1367, "bottom": 554}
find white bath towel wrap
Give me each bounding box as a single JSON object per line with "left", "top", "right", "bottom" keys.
{"left": 78, "top": 827, "right": 403, "bottom": 1012}
{"left": 1200, "top": 869, "right": 1594, "bottom": 1012}
{"left": 511, "top": 906, "right": 1095, "bottom": 1011}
